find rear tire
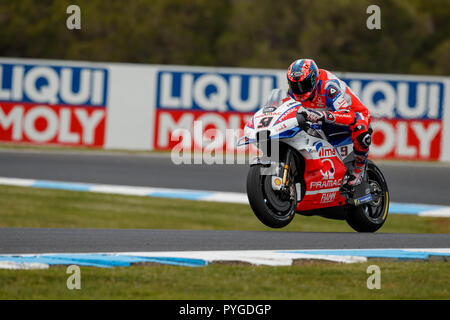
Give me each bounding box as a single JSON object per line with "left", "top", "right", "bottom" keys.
{"left": 346, "top": 161, "right": 389, "bottom": 232}
{"left": 246, "top": 164, "right": 296, "bottom": 228}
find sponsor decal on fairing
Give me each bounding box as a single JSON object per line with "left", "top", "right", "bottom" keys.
{"left": 320, "top": 192, "right": 337, "bottom": 204}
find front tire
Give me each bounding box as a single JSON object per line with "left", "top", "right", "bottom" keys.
{"left": 246, "top": 164, "right": 297, "bottom": 228}
{"left": 346, "top": 161, "right": 390, "bottom": 232}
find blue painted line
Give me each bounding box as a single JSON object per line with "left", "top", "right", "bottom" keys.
{"left": 0, "top": 256, "right": 113, "bottom": 268}
{"left": 135, "top": 256, "right": 208, "bottom": 267}
{"left": 280, "top": 249, "right": 450, "bottom": 260}
{"left": 147, "top": 191, "right": 213, "bottom": 201}
{"left": 31, "top": 181, "right": 92, "bottom": 192}
{"left": 2, "top": 250, "right": 448, "bottom": 269}
{"left": 388, "top": 203, "right": 445, "bottom": 215}
{"left": 0, "top": 254, "right": 208, "bottom": 268}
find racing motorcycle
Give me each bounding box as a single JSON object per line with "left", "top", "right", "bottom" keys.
{"left": 238, "top": 90, "right": 389, "bottom": 232}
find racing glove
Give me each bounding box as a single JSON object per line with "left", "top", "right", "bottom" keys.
{"left": 299, "top": 109, "right": 357, "bottom": 125}
{"left": 297, "top": 109, "right": 325, "bottom": 123}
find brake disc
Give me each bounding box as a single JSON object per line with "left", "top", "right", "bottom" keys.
{"left": 263, "top": 176, "right": 292, "bottom": 213}
{"left": 369, "top": 180, "right": 382, "bottom": 207}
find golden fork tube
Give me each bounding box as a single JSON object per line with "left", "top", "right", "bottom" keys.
{"left": 282, "top": 164, "right": 289, "bottom": 185}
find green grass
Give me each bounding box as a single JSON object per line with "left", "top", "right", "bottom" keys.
{"left": 0, "top": 185, "right": 448, "bottom": 233}
{"left": 0, "top": 261, "right": 448, "bottom": 299}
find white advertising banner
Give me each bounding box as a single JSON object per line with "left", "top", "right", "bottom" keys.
{"left": 0, "top": 58, "right": 448, "bottom": 161}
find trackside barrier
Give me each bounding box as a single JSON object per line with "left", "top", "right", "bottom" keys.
{"left": 0, "top": 58, "right": 449, "bottom": 161}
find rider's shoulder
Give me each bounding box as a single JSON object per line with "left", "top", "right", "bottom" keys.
{"left": 317, "top": 69, "right": 334, "bottom": 82}
{"left": 318, "top": 70, "right": 345, "bottom": 94}
{"left": 319, "top": 70, "right": 339, "bottom": 85}
{"left": 318, "top": 69, "right": 335, "bottom": 80}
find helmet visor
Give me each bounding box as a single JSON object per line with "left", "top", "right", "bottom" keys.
{"left": 289, "top": 74, "right": 315, "bottom": 96}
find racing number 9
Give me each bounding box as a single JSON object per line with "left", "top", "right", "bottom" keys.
{"left": 258, "top": 117, "right": 273, "bottom": 128}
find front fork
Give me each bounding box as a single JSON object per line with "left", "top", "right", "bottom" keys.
{"left": 281, "top": 148, "right": 292, "bottom": 186}
{"left": 269, "top": 149, "right": 296, "bottom": 201}
{"left": 256, "top": 139, "right": 296, "bottom": 200}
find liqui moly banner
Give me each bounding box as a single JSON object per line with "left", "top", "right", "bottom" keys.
{"left": 0, "top": 60, "right": 108, "bottom": 147}
{"left": 0, "top": 59, "right": 448, "bottom": 162}
{"left": 153, "top": 68, "right": 282, "bottom": 152}
{"left": 153, "top": 66, "right": 449, "bottom": 161}
{"left": 338, "top": 74, "right": 446, "bottom": 161}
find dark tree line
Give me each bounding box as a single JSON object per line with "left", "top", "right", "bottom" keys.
{"left": 0, "top": 0, "right": 448, "bottom": 75}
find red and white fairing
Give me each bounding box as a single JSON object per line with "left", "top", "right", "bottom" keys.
{"left": 239, "top": 93, "right": 352, "bottom": 212}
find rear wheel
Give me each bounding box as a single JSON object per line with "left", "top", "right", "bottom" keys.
{"left": 346, "top": 161, "right": 389, "bottom": 232}
{"left": 246, "top": 163, "right": 298, "bottom": 229}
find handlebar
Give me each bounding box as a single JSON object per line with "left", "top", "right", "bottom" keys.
{"left": 295, "top": 112, "right": 310, "bottom": 132}
{"left": 296, "top": 111, "right": 325, "bottom": 139}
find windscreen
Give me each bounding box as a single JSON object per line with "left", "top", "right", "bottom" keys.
{"left": 262, "top": 88, "right": 285, "bottom": 112}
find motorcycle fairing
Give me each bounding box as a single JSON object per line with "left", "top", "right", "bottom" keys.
{"left": 239, "top": 97, "right": 351, "bottom": 212}
{"left": 283, "top": 133, "right": 348, "bottom": 211}
{"left": 238, "top": 100, "right": 302, "bottom": 147}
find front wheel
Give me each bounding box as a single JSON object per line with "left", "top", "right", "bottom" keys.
{"left": 246, "top": 164, "right": 297, "bottom": 228}
{"left": 346, "top": 160, "right": 390, "bottom": 232}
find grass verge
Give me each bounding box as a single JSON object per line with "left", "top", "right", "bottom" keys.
{"left": 0, "top": 261, "right": 448, "bottom": 299}
{"left": 0, "top": 185, "right": 448, "bottom": 233}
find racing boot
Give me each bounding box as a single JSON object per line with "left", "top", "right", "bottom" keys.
{"left": 347, "top": 150, "right": 368, "bottom": 186}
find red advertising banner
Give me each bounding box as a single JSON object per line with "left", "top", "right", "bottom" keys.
{"left": 0, "top": 62, "right": 108, "bottom": 147}
{"left": 154, "top": 110, "right": 251, "bottom": 152}
{"left": 0, "top": 102, "right": 106, "bottom": 146}
{"left": 153, "top": 68, "right": 446, "bottom": 161}
{"left": 370, "top": 119, "right": 441, "bottom": 160}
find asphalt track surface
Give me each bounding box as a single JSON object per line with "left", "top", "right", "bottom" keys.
{"left": 0, "top": 149, "right": 449, "bottom": 254}
{"left": 0, "top": 149, "right": 449, "bottom": 205}
{"left": 1, "top": 228, "right": 450, "bottom": 254}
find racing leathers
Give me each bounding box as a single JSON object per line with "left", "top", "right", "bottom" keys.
{"left": 290, "top": 69, "right": 372, "bottom": 186}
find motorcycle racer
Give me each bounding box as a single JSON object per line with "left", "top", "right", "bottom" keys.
{"left": 287, "top": 58, "right": 372, "bottom": 186}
